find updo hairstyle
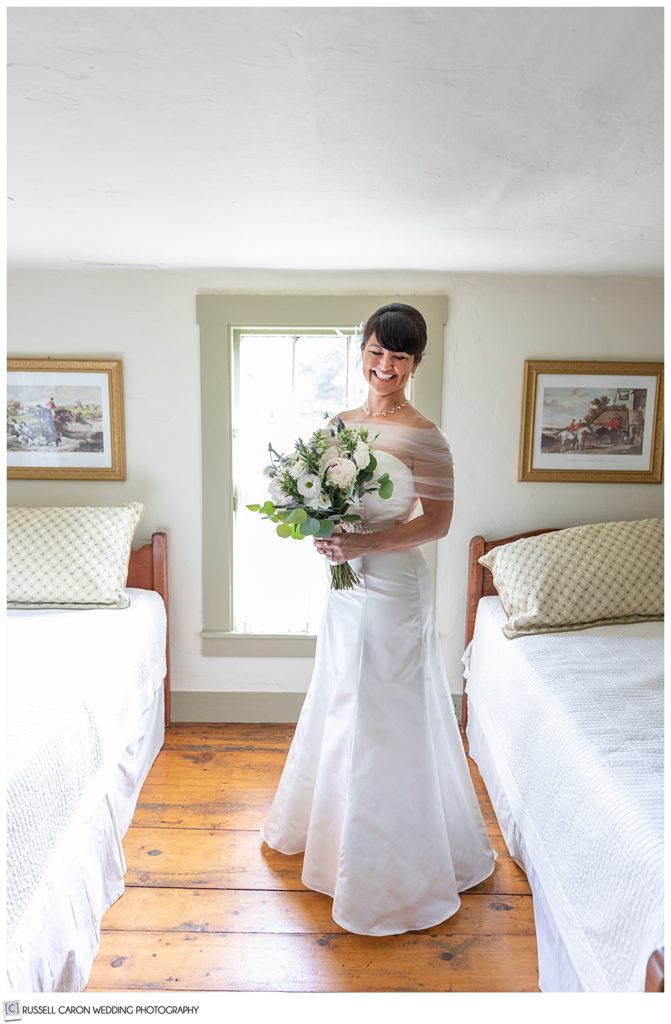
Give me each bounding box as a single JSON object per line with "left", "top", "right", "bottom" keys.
{"left": 360, "top": 303, "right": 428, "bottom": 365}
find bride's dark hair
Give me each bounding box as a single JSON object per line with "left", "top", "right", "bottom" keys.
{"left": 361, "top": 303, "right": 427, "bottom": 364}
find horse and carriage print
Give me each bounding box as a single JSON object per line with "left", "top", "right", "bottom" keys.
{"left": 541, "top": 387, "right": 646, "bottom": 455}
{"left": 7, "top": 359, "right": 126, "bottom": 480}
{"left": 519, "top": 360, "right": 663, "bottom": 483}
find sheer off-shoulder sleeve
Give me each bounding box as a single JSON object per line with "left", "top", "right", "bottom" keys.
{"left": 407, "top": 425, "right": 454, "bottom": 502}
{"left": 335, "top": 419, "right": 454, "bottom": 503}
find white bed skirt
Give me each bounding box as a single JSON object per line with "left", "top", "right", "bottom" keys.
{"left": 9, "top": 684, "right": 165, "bottom": 993}
{"left": 465, "top": 702, "right": 581, "bottom": 993}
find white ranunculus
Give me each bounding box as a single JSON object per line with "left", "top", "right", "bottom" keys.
{"left": 353, "top": 441, "right": 371, "bottom": 469}
{"left": 325, "top": 457, "right": 357, "bottom": 491}
{"left": 296, "top": 471, "right": 322, "bottom": 499}
{"left": 318, "top": 445, "right": 341, "bottom": 471}
{"left": 268, "top": 477, "right": 292, "bottom": 506}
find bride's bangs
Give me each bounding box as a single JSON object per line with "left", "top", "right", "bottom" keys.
{"left": 363, "top": 303, "right": 427, "bottom": 360}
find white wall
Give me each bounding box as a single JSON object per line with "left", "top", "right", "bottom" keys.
{"left": 435, "top": 274, "right": 663, "bottom": 675}
{"left": 7, "top": 269, "right": 663, "bottom": 707}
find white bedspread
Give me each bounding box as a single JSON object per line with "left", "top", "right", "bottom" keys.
{"left": 6, "top": 588, "right": 167, "bottom": 979}
{"left": 462, "top": 597, "right": 663, "bottom": 992}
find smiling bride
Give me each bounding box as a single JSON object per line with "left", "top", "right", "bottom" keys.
{"left": 260, "top": 302, "right": 497, "bottom": 936}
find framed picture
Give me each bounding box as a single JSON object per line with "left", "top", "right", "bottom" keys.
{"left": 7, "top": 358, "right": 126, "bottom": 480}
{"left": 519, "top": 360, "right": 663, "bottom": 483}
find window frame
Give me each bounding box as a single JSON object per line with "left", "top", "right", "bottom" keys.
{"left": 197, "top": 294, "right": 449, "bottom": 657}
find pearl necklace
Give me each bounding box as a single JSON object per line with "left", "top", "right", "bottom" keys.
{"left": 361, "top": 399, "right": 410, "bottom": 417}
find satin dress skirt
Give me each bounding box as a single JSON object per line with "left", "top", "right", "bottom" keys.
{"left": 260, "top": 545, "right": 498, "bottom": 936}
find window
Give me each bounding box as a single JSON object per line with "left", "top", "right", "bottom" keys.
{"left": 197, "top": 294, "right": 448, "bottom": 656}
{"left": 232, "top": 328, "right": 416, "bottom": 634}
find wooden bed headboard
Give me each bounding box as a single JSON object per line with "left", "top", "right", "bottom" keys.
{"left": 462, "top": 528, "right": 560, "bottom": 732}
{"left": 646, "top": 946, "right": 665, "bottom": 992}
{"left": 127, "top": 531, "right": 171, "bottom": 726}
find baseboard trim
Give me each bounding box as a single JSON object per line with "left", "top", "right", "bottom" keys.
{"left": 170, "top": 691, "right": 463, "bottom": 724}
{"left": 171, "top": 691, "right": 307, "bottom": 723}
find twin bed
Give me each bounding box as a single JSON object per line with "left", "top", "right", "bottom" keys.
{"left": 6, "top": 518, "right": 663, "bottom": 994}
{"left": 462, "top": 527, "right": 664, "bottom": 993}
{"left": 6, "top": 532, "right": 170, "bottom": 993}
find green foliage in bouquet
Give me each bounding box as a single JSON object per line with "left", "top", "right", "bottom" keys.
{"left": 247, "top": 413, "right": 393, "bottom": 589}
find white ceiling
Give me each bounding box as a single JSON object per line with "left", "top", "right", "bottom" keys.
{"left": 7, "top": 6, "right": 664, "bottom": 273}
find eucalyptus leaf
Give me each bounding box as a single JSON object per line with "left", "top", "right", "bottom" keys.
{"left": 286, "top": 507, "right": 308, "bottom": 524}
{"left": 246, "top": 503, "right": 261, "bottom": 512}
{"left": 299, "top": 517, "right": 321, "bottom": 536}
{"left": 276, "top": 523, "right": 293, "bottom": 538}
{"left": 378, "top": 480, "right": 394, "bottom": 499}
{"left": 317, "top": 519, "right": 336, "bottom": 537}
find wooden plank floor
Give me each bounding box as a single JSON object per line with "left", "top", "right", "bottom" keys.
{"left": 88, "top": 723, "right": 539, "bottom": 992}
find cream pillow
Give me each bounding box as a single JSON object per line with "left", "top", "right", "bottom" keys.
{"left": 478, "top": 517, "right": 663, "bottom": 639}
{"left": 7, "top": 502, "right": 144, "bottom": 610}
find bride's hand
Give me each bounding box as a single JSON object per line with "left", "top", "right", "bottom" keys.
{"left": 313, "top": 532, "right": 372, "bottom": 563}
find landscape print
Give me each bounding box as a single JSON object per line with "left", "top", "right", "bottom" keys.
{"left": 540, "top": 386, "right": 646, "bottom": 456}
{"left": 7, "top": 383, "right": 105, "bottom": 453}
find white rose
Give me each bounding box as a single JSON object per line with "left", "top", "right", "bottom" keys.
{"left": 296, "top": 471, "right": 322, "bottom": 499}
{"left": 325, "top": 457, "right": 357, "bottom": 491}
{"left": 353, "top": 441, "right": 371, "bottom": 469}
{"left": 268, "top": 477, "right": 292, "bottom": 506}
{"left": 318, "top": 445, "right": 341, "bottom": 471}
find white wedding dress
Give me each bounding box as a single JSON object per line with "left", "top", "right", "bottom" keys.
{"left": 260, "top": 444, "right": 498, "bottom": 936}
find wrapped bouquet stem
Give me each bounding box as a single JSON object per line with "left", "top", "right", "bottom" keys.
{"left": 247, "top": 415, "right": 393, "bottom": 590}
{"left": 327, "top": 519, "right": 372, "bottom": 589}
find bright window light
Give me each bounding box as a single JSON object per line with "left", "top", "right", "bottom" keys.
{"left": 231, "top": 328, "right": 376, "bottom": 634}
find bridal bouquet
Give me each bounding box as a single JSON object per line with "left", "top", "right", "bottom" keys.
{"left": 247, "top": 414, "right": 393, "bottom": 590}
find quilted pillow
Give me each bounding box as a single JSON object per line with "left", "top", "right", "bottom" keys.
{"left": 7, "top": 502, "right": 144, "bottom": 609}
{"left": 478, "top": 517, "right": 663, "bottom": 639}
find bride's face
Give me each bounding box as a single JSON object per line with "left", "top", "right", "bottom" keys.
{"left": 361, "top": 333, "right": 418, "bottom": 396}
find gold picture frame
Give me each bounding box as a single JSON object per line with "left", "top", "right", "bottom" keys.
{"left": 7, "top": 358, "right": 126, "bottom": 480}
{"left": 519, "top": 359, "right": 663, "bottom": 483}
